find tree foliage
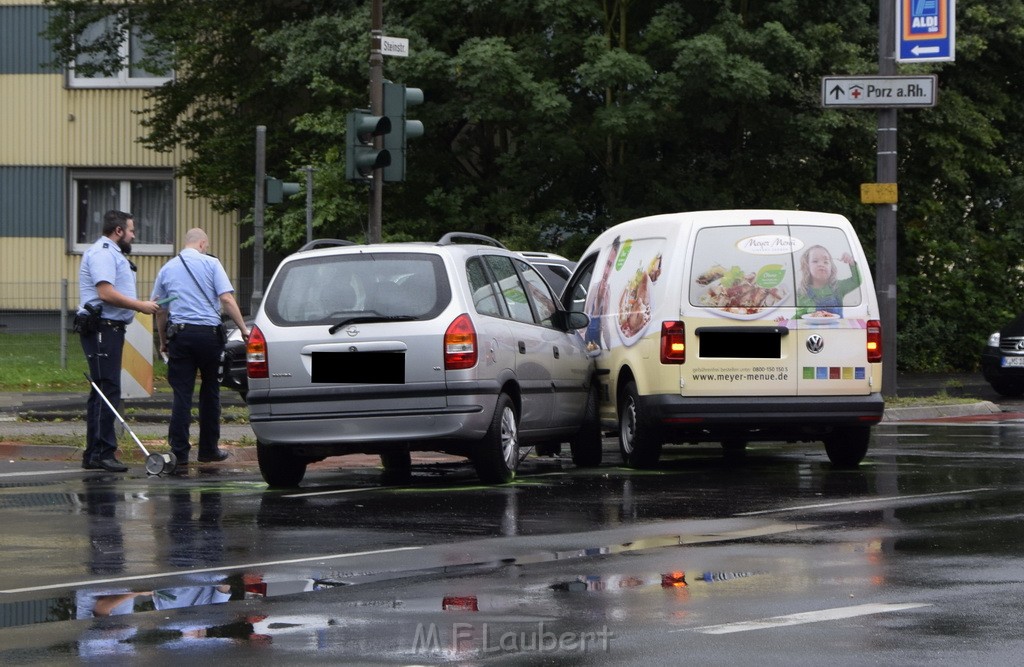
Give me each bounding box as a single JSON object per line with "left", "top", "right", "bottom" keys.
{"left": 42, "top": 0, "right": 1024, "bottom": 371}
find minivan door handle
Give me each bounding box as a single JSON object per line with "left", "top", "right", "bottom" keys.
{"left": 553, "top": 346, "right": 560, "bottom": 359}
{"left": 518, "top": 341, "right": 526, "bottom": 354}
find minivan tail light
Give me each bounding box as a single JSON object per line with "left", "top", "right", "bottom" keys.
{"left": 247, "top": 325, "right": 268, "bottom": 379}
{"left": 444, "top": 314, "right": 477, "bottom": 370}
{"left": 661, "top": 321, "right": 685, "bottom": 364}
{"left": 866, "top": 319, "right": 882, "bottom": 363}
{"left": 749, "top": 218, "right": 775, "bottom": 226}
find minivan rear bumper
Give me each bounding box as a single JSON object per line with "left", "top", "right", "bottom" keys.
{"left": 638, "top": 394, "right": 884, "bottom": 440}
{"left": 250, "top": 404, "right": 493, "bottom": 447}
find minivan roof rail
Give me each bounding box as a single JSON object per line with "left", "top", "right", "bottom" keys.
{"left": 437, "top": 232, "right": 507, "bottom": 249}
{"left": 298, "top": 239, "right": 357, "bottom": 251}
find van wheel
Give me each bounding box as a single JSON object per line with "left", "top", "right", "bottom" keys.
{"left": 473, "top": 393, "right": 519, "bottom": 484}
{"left": 824, "top": 427, "right": 870, "bottom": 469}
{"left": 569, "top": 384, "right": 603, "bottom": 467}
{"left": 618, "top": 381, "right": 662, "bottom": 468}
{"left": 380, "top": 449, "right": 412, "bottom": 485}
{"left": 257, "top": 442, "right": 307, "bottom": 488}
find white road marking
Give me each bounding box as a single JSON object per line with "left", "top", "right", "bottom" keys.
{"left": 735, "top": 488, "right": 994, "bottom": 516}
{"left": 284, "top": 486, "right": 388, "bottom": 498}
{"left": 684, "top": 602, "right": 932, "bottom": 634}
{"left": 0, "top": 468, "right": 90, "bottom": 478}
{"left": 0, "top": 546, "right": 421, "bottom": 595}
{"left": 285, "top": 471, "right": 571, "bottom": 498}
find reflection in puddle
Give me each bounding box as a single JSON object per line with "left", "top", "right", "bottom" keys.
{"left": 550, "top": 569, "right": 767, "bottom": 593}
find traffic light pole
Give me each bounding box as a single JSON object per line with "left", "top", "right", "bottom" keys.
{"left": 877, "top": 0, "right": 898, "bottom": 397}
{"left": 252, "top": 125, "right": 266, "bottom": 312}
{"left": 368, "top": 0, "right": 384, "bottom": 243}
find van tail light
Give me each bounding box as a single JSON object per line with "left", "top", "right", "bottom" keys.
{"left": 247, "top": 325, "right": 268, "bottom": 379}
{"left": 866, "top": 319, "right": 882, "bottom": 363}
{"left": 444, "top": 314, "right": 478, "bottom": 370}
{"left": 661, "top": 321, "right": 686, "bottom": 364}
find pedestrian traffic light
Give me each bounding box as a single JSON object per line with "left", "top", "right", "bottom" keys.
{"left": 265, "top": 177, "right": 300, "bottom": 204}
{"left": 345, "top": 110, "right": 392, "bottom": 182}
{"left": 382, "top": 82, "right": 424, "bottom": 182}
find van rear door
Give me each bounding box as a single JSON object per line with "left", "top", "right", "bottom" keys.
{"left": 786, "top": 222, "right": 876, "bottom": 397}
{"left": 685, "top": 220, "right": 801, "bottom": 397}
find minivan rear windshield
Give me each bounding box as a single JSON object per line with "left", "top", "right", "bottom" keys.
{"left": 264, "top": 252, "right": 451, "bottom": 325}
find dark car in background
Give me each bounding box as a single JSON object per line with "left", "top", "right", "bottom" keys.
{"left": 222, "top": 246, "right": 578, "bottom": 400}
{"left": 982, "top": 314, "right": 1024, "bottom": 397}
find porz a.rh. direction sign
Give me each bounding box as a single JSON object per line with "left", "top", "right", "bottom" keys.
{"left": 821, "top": 75, "right": 937, "bottom": 109}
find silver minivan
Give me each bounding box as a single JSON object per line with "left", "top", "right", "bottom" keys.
{"left": 246, "top": 234, "right": 600, "bottom": 487}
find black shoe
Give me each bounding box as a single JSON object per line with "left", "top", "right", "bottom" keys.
{"left": 197, "top": 450, "right": 230, "bottom": 463}
{"left": 92, "top": 457, "right": 129, "bottom": 473}
{"left": 82, "top": 459, "right": 103, "bottom": 470}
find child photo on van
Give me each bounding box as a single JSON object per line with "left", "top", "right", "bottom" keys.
{"left": 796, "top": 244, "right": 861, "bottom": 318}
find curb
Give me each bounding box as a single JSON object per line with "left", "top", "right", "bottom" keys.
{"left": 881, "top": 400, "right": 1002, "bottom": 421}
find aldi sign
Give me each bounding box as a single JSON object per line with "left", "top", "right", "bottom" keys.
{"left": 897, "top": 0, "right": 955, "bottom": 62}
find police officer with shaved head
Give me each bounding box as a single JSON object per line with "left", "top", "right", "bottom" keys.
{"left": 151, "top": 228, "right": 248, "bottom": 470}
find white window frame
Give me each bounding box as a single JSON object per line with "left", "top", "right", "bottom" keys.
{"left": 68, "top": 16, "right": 173, "bottom": 89}
{"left": 69, "top": 169, "right": 175, "bottom": 256}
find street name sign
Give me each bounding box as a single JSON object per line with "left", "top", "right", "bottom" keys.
{"left": 896, "top": 0, "right": 955, "bottom": 62}
{"left": 382, "top": 36, "right": 410, "bottom": 58}
{"left": 821, "top": 75, "right": 937, "bottom": 108}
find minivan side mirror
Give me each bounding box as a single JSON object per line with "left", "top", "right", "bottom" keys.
{"left": 551, "top": 310, "right": 589, "bottom": 332}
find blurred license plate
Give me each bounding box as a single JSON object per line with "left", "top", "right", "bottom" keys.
{"left": 1001, "top": 357, "right": 1024, "bottom": 368}
{"left": 311, "top": 352, "right": 405, "bottom": 383}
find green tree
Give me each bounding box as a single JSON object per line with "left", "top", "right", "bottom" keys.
{"left": 41, "top": 0, "right": 1024, "bottom": 371}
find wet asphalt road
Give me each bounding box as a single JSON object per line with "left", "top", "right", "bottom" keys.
{"left": 2, "top": 414, "right": 1024, "bottom": 665}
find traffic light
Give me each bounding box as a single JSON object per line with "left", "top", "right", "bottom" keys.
{"left": 382, "top": 82, "right": 424, "bottom": 182}
{"left": 265, "top": 177, "right": 300, "bottom": 204}
{"left": 345, "top": 110, "right": 392, "bottom": 182}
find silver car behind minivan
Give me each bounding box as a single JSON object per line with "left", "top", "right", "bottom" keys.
{"left": 246, "top": 236, "right": 600, "bottom": 487}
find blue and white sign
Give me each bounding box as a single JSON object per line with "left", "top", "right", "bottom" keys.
{"left": 897, "top": 0, "right": 955, "bottom": 62}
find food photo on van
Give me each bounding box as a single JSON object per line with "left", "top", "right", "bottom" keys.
{"left": 562, "top": 210, "right": 884, "bottom": 470}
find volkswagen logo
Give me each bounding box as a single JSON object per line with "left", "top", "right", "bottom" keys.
{"left": 345, "top": 326, "right": 360, "bottom": 337}
{"left": 806, "top": 334, "right": 825, "bottom": 354}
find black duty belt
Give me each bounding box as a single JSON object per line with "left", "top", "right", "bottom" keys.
{"left": 97, "top": 319, "right": 130, "bottom": 330}
{"left": 171, "top": 323, "right": 221, "bottom": 335}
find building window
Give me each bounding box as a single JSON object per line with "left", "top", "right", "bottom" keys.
{"left": 70, "top": 170, "right": 175, "bottom": 255}
{"left": 69, "top": 15, "right": 172, "bottom": 88}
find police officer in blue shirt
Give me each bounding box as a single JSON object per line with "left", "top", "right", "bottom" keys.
{"left": 77, "top": 210, "right": 161, "bottom": 472}
{"left": 151, "top": 228, "right": 249, "bottom": 468}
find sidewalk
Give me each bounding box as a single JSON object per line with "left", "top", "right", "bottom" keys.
{"left": 0, "top": 372, "right": 1005, "bottom": 463}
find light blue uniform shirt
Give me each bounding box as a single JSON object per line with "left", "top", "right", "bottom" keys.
{"left": 151, "top": 247, "right": 235, "bottom": 326}
{"left": 78, "top": 237, "right": 137, "bottom": 323}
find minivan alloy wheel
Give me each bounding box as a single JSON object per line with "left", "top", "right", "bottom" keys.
{"left": 473, "top": 392, "right": 520, "bottom": 484}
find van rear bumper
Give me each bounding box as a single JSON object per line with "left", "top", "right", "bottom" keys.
{"left": 640, "top": 394, "right": 884, "bottom": 439}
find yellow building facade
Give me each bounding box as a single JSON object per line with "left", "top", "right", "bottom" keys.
{"left": 0, "top": 0, "right": 243, "bottom": 313}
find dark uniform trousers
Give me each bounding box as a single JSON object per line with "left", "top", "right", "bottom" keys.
{"left": 79, "top": 321, "right": 127, "bottom": 465}
{"left": 167, "top": 325, "right": 225, "bottom": 461}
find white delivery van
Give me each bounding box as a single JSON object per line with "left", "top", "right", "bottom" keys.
{"left": 563, "top": 210, "right": 884, "bottom": 468}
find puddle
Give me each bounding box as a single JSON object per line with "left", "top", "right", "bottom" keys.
{"left": 550, "top": 569, "right": 766, "bottom": 593}
{"left": 0, "top": 572, "right": 346, "bottom": 629}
